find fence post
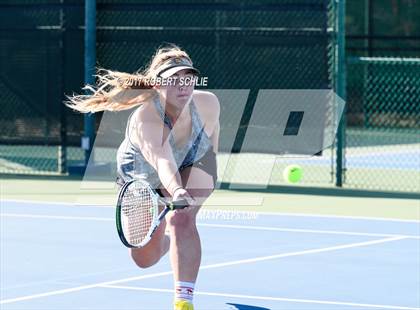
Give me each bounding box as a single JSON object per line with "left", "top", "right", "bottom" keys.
{"left": 58, "top": 0, "right": 68, "bottom": 174}
{"left": 84, "top": 0, "right": 96, "bottom": 166}
{"left": 335, "top": 0, "right": 346, "bottom": 187}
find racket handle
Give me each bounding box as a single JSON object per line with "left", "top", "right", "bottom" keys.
{"left": 172, "top": 198, "right": 189, "bottom": 210}
{"left": 156, "top": 199, "right": 189, "bottom": 223}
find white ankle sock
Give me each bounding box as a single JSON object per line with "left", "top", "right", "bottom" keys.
{"left": 174, "top": 281, "right": 195, "bottom": 302}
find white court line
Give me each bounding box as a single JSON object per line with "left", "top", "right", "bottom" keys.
{"left": 0, "top": 271, "right": 173, "bottom": 305}
{"left": 0, "top": 266, "right": 135, "bottom": 292}
{"left": 1, "top": 213, "right": 419, "bottom": 239}
{"left": 257, "top": 212, "right": 420, "bottom": 223}
{"left": 0, "top": 236, "right": 407, "bottom": 305}
{"left": 0, "top": 213, "right": 112, "bottom": 222}
{"left": 1, "top": 199, "right": 112, "bottom": 208}
{"left": 197, "top": 236, "right": 406, "bottom": 270}
{"left": 2, "top": 199, "right": 420, "bottom": 223}
{"left": 198, "top": 223, "right": 420, "bottom": 239}
{"left": 101, "top": 285, "right": 420, "bottom": 310}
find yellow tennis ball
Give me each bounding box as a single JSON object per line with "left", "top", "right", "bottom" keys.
{"left": 283, "top": 165, "right": 303, "bottom": 183}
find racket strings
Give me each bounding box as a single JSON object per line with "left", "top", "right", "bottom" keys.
{"left": 121, "top": 184, "right": 155, "bottom": 246}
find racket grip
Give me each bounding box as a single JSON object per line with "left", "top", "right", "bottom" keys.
{"left": 172, "top": 198, "right": 189, "bottom": 210}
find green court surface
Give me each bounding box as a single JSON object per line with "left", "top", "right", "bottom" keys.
{"left": 1, "top": 177, "right": 419, "bottom": 221}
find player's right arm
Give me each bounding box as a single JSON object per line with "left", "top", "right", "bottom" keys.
{"left": 130, "top": 106, "right": 184, "bottom": 198}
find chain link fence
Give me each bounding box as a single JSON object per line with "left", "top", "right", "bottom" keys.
{"left": 346, "top": 57, "right": 420, "bottom": 192}
{"left": 94, "top": 0, "right": 338, "bottom": 188}
{"left": 1, "top": 1, "right": 418, "bottom": 193}
{"left": 0, "top": 1, "right": 85, "bottom": 174}
{"left": 1, "top": 1, "right": 337, "bottom": 181}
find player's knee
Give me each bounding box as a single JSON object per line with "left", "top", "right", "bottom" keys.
{"left": 167, "top": 211, "right": 190, "bottom": 227}
{"left": 167, "top": 212, "right": 195, "bottom": 234}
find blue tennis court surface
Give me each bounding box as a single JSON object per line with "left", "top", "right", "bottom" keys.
{"left": 1, "top": 200, "right": 419, "bottom": 310}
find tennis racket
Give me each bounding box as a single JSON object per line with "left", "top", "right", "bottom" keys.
{"left": 116, "top": 179, "right": 189, "bottom": 248}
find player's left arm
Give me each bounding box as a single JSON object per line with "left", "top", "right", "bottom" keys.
{"left": 193, "top": 90, "right": 220, "bottom": 153}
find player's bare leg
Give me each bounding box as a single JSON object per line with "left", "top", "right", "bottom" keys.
{"left": 162, "top": 166, "right": 214, "bottom": 307}
{"left": 130, "top": 219, "right": 169, "bottom": 268}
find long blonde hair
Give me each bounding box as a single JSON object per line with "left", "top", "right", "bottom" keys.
{"left": 66, "top": 44, "right": 194, "bottom": 113}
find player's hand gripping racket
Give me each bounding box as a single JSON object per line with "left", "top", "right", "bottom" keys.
{"left": 116, "top": 179, "right": 189, "bottom": 248}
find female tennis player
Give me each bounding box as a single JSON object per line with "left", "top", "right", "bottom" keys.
{"left": 67, "top": 45, "right": 219, "bottom": 310}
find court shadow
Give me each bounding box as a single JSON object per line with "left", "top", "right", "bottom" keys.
{"left": 226, "top": 303, "right": 271, "bottom": 310}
